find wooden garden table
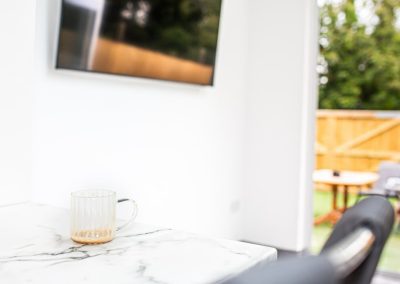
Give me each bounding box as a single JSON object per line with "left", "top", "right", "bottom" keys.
{"left": 313, "top": 169, "right": 379, "bottom": 225}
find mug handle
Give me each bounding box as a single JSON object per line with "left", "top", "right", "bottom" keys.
{"left": 116, "top": 199, "right": 138, "bottom": 231}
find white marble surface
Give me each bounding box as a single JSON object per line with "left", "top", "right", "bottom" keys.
{"left": 0, "top": 203, "right": 276, "bottom": 284}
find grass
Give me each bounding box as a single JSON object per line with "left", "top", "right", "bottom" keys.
{"left": 312, "top": 190, "right": 400, "bottom": 273}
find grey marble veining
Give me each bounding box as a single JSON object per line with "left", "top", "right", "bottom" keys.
{"left": 0, "top": 203, "right": 277, "bottom": 284}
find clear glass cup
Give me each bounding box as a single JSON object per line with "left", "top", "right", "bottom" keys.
{"left": 70, "top": 189, "right": 138, "bottom": 244}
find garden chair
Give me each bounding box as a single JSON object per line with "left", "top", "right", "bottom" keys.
{"left": 358, "top": 162, "right": 400, "bottom": 198}
{"left": 357, "top": 162, "right": 400, "bottom": 231}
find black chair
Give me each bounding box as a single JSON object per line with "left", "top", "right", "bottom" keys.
{"left": 222, "top": 197, "right": 394, "bottom": 284}
{"left": 223, "top": 255, "right": 338, "bottom": 284}
{"left": 321, "top": 197, "right": 394, "bottom": 284}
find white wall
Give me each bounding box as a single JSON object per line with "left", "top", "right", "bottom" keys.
{"left": 243, "top": 0, "right": 318, "bottom": 251}
{"left": 32, "top": 0, "right": 248, "bottom": 239}
{"left": 0, "top": 0, "right": 318, "bottom": 250}
{"left": 0, "top": 1, "right": 35, "bottom": 205}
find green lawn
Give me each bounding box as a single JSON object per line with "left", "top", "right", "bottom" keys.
{"left": 312, "top": 191, "right": 400, "bottom": 272}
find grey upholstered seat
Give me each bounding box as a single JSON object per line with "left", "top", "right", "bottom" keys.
{"left": 358, "top": 162, "right": 400, "bottom": 198}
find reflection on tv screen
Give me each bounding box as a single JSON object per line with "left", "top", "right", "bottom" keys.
{"left": 56, "top": 0, "right": 223, "bottom": 85}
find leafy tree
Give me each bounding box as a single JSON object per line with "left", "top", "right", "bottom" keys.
{"left": 319, "top": 0, "right": 400, "bottom": 110}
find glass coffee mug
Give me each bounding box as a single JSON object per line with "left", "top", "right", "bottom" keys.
{"left": 71, "top": 189, "right": 138, "bottom": 244}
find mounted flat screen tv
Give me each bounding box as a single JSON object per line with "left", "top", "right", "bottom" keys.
{"left": 56, "top": 0, "right": 223, "bottom": 85}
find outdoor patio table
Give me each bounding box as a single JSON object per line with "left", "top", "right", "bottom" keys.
{"left": 0, "top": 203, "right": 277, "bottom": 284}
{"left": 313, "top": 169, "right": 379, "bottom": 225}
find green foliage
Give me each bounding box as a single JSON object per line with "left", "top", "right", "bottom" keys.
{"left": 319, "top": 0, "right": 400, "bottom": 110}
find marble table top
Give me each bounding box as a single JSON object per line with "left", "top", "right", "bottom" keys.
{"left": 0, "top": 203, "right": 277, "bottom": 284}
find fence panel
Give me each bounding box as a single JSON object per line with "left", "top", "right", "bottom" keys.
{"left": 316, "top": 110, "right": 400, "bottom": 171}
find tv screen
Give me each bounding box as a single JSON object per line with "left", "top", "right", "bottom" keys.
{"left": 56, "top": 0, "right": 223, "bottom": 85}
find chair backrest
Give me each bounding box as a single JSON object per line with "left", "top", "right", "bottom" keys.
{"left": 222, "top": 255, "right": 338, "bottom": 284}
{"left": 223, "top": 197, "right": 394, "bottom": 284}
{"left": 374, "top": 162, "right": 400, "bottom": 190}
{"left": 321, "top": 197, "right": 394, "bottom": 284}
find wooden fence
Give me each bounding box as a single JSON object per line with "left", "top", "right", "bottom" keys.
{"left": 315, "top": 110, "right": 400, "bottom": 171}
